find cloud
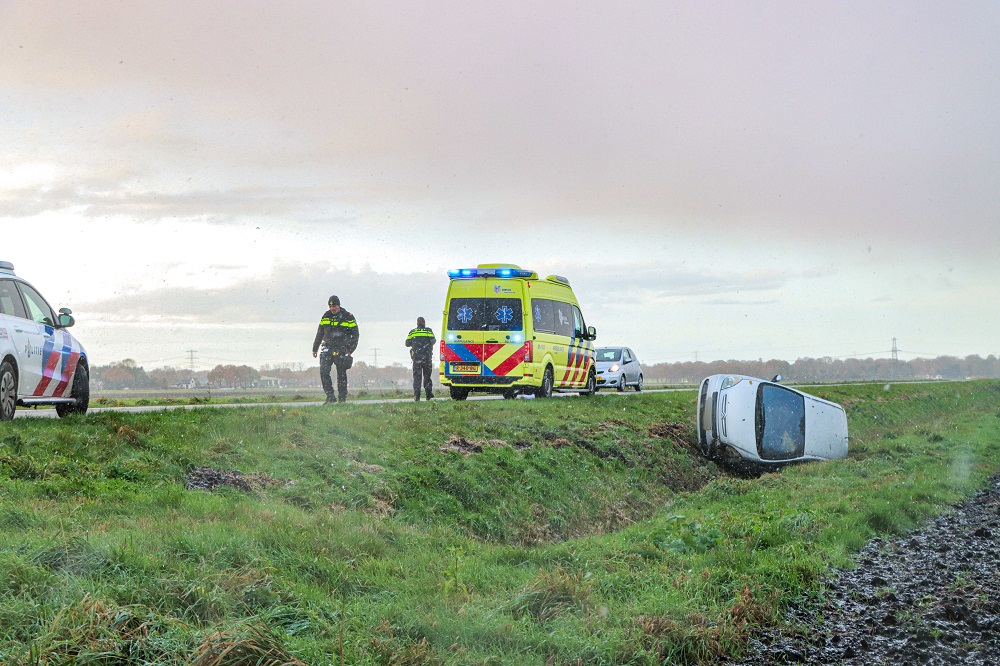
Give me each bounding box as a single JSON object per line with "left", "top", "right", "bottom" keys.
{"left": 78, "top": 262, "right": 444, "bottom": 325}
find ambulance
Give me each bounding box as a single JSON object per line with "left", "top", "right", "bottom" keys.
{"left": 0, "top": 261, "right": 90, "bottom": 420}
{"left": 440, "top": 264, "right": 597, "bottom": 400}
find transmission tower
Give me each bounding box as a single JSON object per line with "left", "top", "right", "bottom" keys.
{"left": 371, "top": 348, "right": 380, "bottom": 368}
{"left": 891, "top": 338, "right": 898, "bottom": 362}
{"left": 186, "top": 349, "right": 198, "bottom": 371}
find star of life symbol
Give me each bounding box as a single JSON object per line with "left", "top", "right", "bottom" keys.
{"left": 456, "top": 305, "right": 474, "bottom": 323}
{"left": 495, "top": 305, "right": 514, "bottom": 324}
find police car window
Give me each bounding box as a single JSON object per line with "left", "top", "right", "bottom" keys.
{"left": 0, "top": 280, "right": 29, "bottom": 319}
{"left": 448, "top": 298, "right": 522, "bottom": 331}
{"left": 16, "top": 283, "right": 55, "bottom": 326}
{"left": 756, "top": 384, "right": 806, "bottom": 461}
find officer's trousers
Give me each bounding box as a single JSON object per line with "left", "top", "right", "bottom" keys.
{"left": 320, "top": 351, "right": 350, "bottom": 401}
{"left": 412, "top": 356, "right": 434, "bottom": 400}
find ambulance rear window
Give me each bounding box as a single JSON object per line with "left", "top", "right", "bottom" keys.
{"left": 448, "top": 298, "right": 523, "bottom": 331}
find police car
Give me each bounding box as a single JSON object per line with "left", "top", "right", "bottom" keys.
{"left": 0, "top": 261, "right": 89, "bottom": 419}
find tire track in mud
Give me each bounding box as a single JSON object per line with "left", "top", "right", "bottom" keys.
{"left": 723, "top": 477, "right": 1000, "bottom": 665}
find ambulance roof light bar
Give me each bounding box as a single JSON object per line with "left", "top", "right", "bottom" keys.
{"left": 448, "top": 267, "right": 536, "bottom": 279}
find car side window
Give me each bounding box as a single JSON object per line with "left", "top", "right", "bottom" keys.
{"left": 16, "top": 282, "right": 55, "bottom": 326}
{"left": 0, "top": 279, "right": 29, "bottom": 319}
{"left": 623, "top": 349, "right": 632, "bottom": 363}
{"left": 572, "top": 306, "right": 586, "bottom": 338}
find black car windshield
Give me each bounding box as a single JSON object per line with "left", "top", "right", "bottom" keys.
{"left": 756, "top": 384, "right": 806, "bottom": 460}
{"left": 447, "top": 298, "right": 523, "bottom": 332}
{"left": 596, "top": 348, "right": 622, "bottom": 362}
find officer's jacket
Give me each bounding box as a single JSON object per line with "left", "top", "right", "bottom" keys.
{"left": 405, "top": 326, "right": 436, "bottom": 360}
{"left": 313, "top": 308, "right": 359, "bottom": 354}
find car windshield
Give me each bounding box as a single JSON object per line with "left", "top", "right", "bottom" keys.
{"left": 596, "top": 348, "right": 622, "bottom": 362}
{"left": 756, "top": 384, "right": 806, "bottom": 460}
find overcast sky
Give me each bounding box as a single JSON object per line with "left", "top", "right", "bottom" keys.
{"left": 3, "top": 1, "right": 998, "bottom": 370}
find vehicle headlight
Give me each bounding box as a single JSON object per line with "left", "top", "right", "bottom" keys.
{"left": 720, "top": 376, "right": 742, "bottom": 390}
{"left": 609, "top": 364, "right": 620, "bottom": 372}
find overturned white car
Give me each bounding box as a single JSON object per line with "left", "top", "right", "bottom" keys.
{"left": 696, "top": 374, "right": 848, "bottom": 465}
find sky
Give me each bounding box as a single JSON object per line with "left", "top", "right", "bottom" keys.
{"left": 2, "top": 1, "right": 998, "bottom": 370}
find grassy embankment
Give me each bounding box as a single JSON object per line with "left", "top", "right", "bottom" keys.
{"left": 1, "top": 381, "right": 999, "bottom": 664}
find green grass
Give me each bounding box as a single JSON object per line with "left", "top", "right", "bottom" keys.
{"left": 2, "top": 381, "right": 999, "bottom": 664}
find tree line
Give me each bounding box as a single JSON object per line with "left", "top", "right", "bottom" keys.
{"left": 90, "top": 359, "right": 420, "bottom": 390}
{"left": 643, "top": 354, "right": 1000, "bottom": 384}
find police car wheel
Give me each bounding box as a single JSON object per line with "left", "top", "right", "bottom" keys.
{"left": 0, "top": 360, "right": 17, "bottom": 421}
{"left": 634, "top": 374, "right": 643, "bottom": 392}
{"left": 537, "top": 367, "right": 554, "bottom": 398}
{"left": 56, "top": 364, "right": 90, "bottom": 418}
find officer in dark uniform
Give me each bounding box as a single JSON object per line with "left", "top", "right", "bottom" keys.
{"left": 405, "top": 316, "right": 436, "bottom": 401}
{"left": 312, "top": 295, "right": 359, "bottom": 403}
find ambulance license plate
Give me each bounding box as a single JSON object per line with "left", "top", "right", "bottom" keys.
{"left": 452, "top": 362, "right": 480, "bottom": 374}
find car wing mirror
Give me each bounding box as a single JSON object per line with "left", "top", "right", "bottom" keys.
{"left": 58, "top": 313, "right": 75, "bottom": 328}
{"left": 771, "top": 374, "right": 783, "bottom": 383}
{"left": 587, "top": 326, "right": 597, "bottom": 341}
{"left": 59, "top": 307, "right": 73, "bottom": 315}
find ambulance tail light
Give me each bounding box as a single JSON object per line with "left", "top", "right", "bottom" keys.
{"left": 440, "top": 340, "right": 447, "bottom": 361}
{"left": 522, "top": 341, "right": 533, "bottom": 363}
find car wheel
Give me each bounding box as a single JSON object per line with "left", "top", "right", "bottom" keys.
{"left": 57, "top": 363, "right": 90, "bottom": 418}
{"left": 579, "top": 368, "right": 596, "bottom": 397}
{"left": 616, "top": 375, "right": 625, "bottom": 392}
{"left": 449, "top": 386, "right": 469, "bottom": 401}
{"left": 0, "top": 360, "right": 17, "bottom": 421}
{"left": 634, "top": 374, "right": 643, "bottom": 392}
{"left": 536, "top": 366, "right": 554, "bottom": 398}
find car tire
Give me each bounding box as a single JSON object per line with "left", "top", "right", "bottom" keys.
{"left": 449, "top": 386, "right": 469, "bottom": 401}
{"left": 617, "top": 375, "right": 626, "bottom": 392}
{"left": 536, "top": 366, "right": 554, "bottom": 398}
{"left": 502, "top": 388, "right": 516, "bottom": 400}
{"left": 579, "top": 368, "right": 596, "bottom": 397}
{"left": 0, "top": 360, "right": 17, "bottom": 421}
{"left": 57, "top": 364, "right": 90, "bottom": 418}
{"left": 634, "top": 374, "right": 643, "bottom": 392}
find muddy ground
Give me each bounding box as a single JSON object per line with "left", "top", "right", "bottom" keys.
{"left": 723, "top": 476, "right": 1000, "bottom": 665}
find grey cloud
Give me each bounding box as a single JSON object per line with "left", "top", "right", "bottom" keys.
{"left": 78, "top": 262, "right": 444, "bottom": 325}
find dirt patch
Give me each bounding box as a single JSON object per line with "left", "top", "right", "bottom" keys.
{"left": 185, "top": 467, "right": 284, "bottom": 492}
{"left": 440, "top": 435, "right": 532, "bottom": 455}
{"left": 648, "top": 421, "right": 694, "bottom": 445}
{"left": 725, "top": 477, "right": 1000, "bottom": 665}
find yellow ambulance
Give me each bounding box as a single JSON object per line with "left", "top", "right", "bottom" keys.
{"left": 439, "top": 264, "right": 598, "bottom": 400}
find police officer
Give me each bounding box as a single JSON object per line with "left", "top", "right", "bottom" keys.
{"left": 405, "top": 316, "right": 436, "bottom": 401}
{"left": 312, "top": 295, "right": 359, "bottom": 403}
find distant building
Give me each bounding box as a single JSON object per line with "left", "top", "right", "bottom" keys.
{"left": 258, "top": 376, "right": 282, "bottom": 388}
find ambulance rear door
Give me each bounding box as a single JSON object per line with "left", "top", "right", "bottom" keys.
{"left": 442, "top": 278, "right": 488, "bottom": 381}
{"left": 480, "top": 278, "right": 527, "bottom": 381}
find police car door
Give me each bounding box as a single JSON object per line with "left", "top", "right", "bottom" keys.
{"left": 15, "top": 281, "right": 65, "bottom": 398}
{"left": 0, "top": 279, "right": 45, "bottom": 394}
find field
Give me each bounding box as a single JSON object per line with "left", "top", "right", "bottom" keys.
{"left": 2, "top": 381, "right": 999, "bottom": 664}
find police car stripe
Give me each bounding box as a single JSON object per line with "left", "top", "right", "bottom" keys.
{"left": 33, "top": 334, "right": 63, "bottom": 397}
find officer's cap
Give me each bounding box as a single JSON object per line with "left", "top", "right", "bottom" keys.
{"left": 328, "top": 295, "right": 340, "bottom": 307}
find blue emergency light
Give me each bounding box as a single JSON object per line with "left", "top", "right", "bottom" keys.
{"left": 448, "top": 267, "right": 535, "bottom": 279}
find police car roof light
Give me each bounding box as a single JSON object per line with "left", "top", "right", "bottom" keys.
{"left": 0, "top": 261, "right": 14, "bottom": 272}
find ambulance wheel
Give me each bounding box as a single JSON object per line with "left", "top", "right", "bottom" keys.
{"left": 579, "top": 368, "right": 596, "bottom": 397}
{"left": 502, "top": 388, "right": 516, "bottom": 400}
{"left": 449, "top": 386, "right": 469, "bottom": 401}
{"left": 616, "top": 375, "right": 626, "bottom": 392}
{"left": 57, "top": 364, "right": 90, "bottom": 418}
{"left": 634, "top": 374, "right": 643, "bottom": 392}
{"left": 0, "top": 360, "right": 17, "bottom": 421}
{"left": 536, "top": 367, "right": 554, "bottom": 398}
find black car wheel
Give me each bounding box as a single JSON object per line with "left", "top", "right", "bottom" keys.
{"left": 617, "top": 375, "right": 626, "bottom": 392}
{"left": 0, "top": 360, "right": 17, "bottom": 421}
{"left": 634, "top": 374, "right": 643, "bottom": 392}
{"left": 449, "top": 386, "right": 469, "bottom": 401}
{"left": 57, "top": 364, "right": 90, "bottom": 418}
{"left": 579, "top": 368, "right": 596, "bottom": 397}
{"left": 537, "top": 366, "right": 554, "bottom": 398}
